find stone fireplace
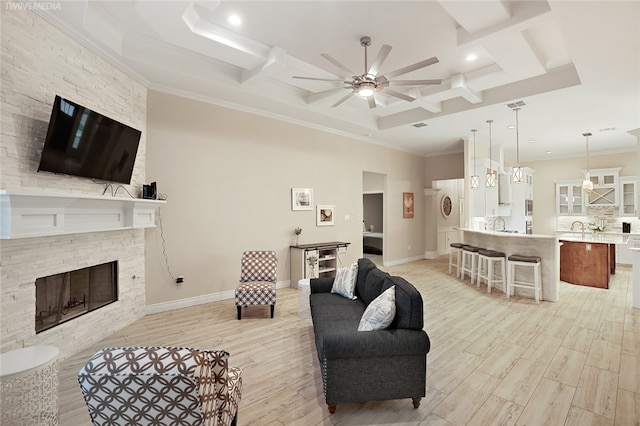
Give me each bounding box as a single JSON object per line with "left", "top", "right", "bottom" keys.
{"left": 35, "top": 261, "right": 118, "bottom": 333}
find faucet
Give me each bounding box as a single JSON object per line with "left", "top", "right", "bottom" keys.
{"left": 570, "top": 220, "right": 585, "bottom": 239}
{"left": 493, "top": 217, "right": 506, "bottom": 231}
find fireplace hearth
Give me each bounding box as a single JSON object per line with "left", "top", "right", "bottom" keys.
{"left": 35, "top": 261, "right": 118, "bottom": 333}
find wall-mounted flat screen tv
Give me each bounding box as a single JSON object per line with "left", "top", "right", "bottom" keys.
{"left": 38, "top": 95, "right": 142, "bottom": 184}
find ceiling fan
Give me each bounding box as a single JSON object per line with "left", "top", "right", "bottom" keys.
{"left": 293, "top": 36, "right": 442, "bottom": 109}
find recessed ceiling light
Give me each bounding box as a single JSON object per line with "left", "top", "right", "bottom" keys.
{"left": 228, "top": 14, "right": 242, "bottom": 26}
{"left": 507, "top": 125, "right": 515, "bottom": 129}
{"left": 465, "top": 53, "right": 477, "bottom": 62}
{"left": 528, "top": 139, "right": 536, "bottom": 144}
{"left": 546, "top": 151, "right": 552, "bottom": 155}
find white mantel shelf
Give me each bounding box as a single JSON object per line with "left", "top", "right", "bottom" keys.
{"left": 0, "top": 190, "right": 165, "bottom": 239}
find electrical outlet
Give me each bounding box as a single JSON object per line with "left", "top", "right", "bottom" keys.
{"left": 585, "top": 244, "right": 591, "bottom": 251}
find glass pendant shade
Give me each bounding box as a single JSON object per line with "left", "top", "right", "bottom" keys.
{"left": 470, "top": 128, "right": 479, "bottom": 189}
{"left": 512, "top": 166, "right": 524, "bottom": 183}
{"left": 486, "top": 120, "right": 496, "bottom": 187}
{"left": 512, "top": 107, "right": 523, "bottom": 183}
{"left": 582, "top": 132, "right": 593, "bottom": 190}
{"left": 486, "top": 169, "right": 496, "bottom": 187}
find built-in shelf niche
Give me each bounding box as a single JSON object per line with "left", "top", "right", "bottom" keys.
{"left": 0, "top": 190, "right": 165, "bottom": 239}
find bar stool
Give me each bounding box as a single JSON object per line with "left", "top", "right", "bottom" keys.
{"left": 477, "top": 249, "right": 506, "bottom": 294}
{"left": 448, "top": 242, "right": 465, "bottom": 278}
{"left": 460, "top": 245, "right": 482, "bottom": 284}
{"left": 507, "top": 254, "right": 542, "bottom": 303}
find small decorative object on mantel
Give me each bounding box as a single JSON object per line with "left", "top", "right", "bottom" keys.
{"left": 294, "top": 227, "right": 302, "bottom": 246}
{"left": 317, "top": 205, "right": 335, "bottom": 226}
{"left": 292, "top": 188, "right": 313, "bottom": 211}
{"left": 588, "top": 220, "right": 606, "bottom": 233}
{"left": 403, "top": 192, "right": 414, "bottom": 218}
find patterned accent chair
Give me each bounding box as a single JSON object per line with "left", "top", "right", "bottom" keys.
{"left": 77, "top": 346, "right": 242, "bottom": 426}
{"left": 235, "top": 250, "right": 278, "bottom": 319}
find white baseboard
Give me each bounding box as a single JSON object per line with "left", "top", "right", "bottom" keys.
{"left": 383, "top": 255, "right": 425, "bottom": 267}
{"left": 145, "top": 280, "right": 290, "bottom": 315}
{"left": 424, "top": 251, "right": 440, "bottom": 260}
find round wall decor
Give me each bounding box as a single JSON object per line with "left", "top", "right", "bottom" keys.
{"left": 441, "top": 195, "right": 453, "bottom": 218}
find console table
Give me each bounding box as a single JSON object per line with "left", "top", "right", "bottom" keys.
{"left": 290, "top": 241, "right": 350, "bottom": 286}
{"left": 0, "top": 345, "right": 59, "bottom": 424}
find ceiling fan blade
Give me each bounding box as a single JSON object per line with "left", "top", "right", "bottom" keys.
{"left": 388, "top": 79, "right": 442, "bottom": 86}
{"left": 384, "top": 56, "right": 439, "bottom": 79}
{"left": 383, "top": 89, "right": 416, "bottom": 102}
{"left": 332, "top": 90, "right": 357, "bottom": 107}
{"left": 367, "top": 44, "right": 392, "bottom": 77}
{"left": 306, "top": 87, "right": 350, "bottom": 104}
{"left": 367, "top": 96, "right": 377, "bottom": 109}
{"left": 321, "top": 53, "right": 355, "bottom": 77}
{"left": 292, "top": 76, "right": 347, "bottom": 82}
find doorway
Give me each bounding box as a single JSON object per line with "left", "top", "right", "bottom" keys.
{"left": 363, "top": 171, "right": 386, "bottom": 265}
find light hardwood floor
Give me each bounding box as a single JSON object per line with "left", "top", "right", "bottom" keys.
{"left": 59, "top": 256, "right": 640, "bottom": 425}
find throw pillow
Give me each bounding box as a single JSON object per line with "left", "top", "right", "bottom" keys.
{"left": 331, "top": 263, "right": 358, "bottom": 299}
{"left": 358, "top": 286, "right": 396, "bottom": 331}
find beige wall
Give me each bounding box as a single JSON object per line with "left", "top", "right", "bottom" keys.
{"left": 525, "top": 152, "right": 638, "bottom": 235}
{"left": 425, "top": 152, "right": 464, "bottom": 185}
{"left": 144, "top": 91, "right": 427, "bottom": 306}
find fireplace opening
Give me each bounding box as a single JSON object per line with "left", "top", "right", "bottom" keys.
{"left": 35, "top": 261, "right": 118, "bottom": 333}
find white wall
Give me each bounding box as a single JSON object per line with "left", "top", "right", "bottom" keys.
{"left": 0, "top": 10, "right": 148, "bottom": 359}
{"left": 144, "top": 90, "right": 427, "bottom": 307}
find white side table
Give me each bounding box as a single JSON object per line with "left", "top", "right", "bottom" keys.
{"left": 1, "top": 345, "right": 59, "bottom": 425}
{"left": 298, "top": 279, "right": 311, "bottom": 319}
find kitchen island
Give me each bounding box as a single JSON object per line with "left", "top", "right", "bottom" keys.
{"left": 557, "top": 232, "right": 629, "bottom": 289}
{"left": 458, "top": 229, "right": 560, "bottom": 302}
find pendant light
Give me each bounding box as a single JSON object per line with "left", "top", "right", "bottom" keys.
{"left": 582, "top": 132, "right": 594, "bottom": 190}
{"left": 470, "top": 129, "right": 479, "bottom": 189}
{"left": 512, "top": 107, "right": 524, "bottom": 183}
{"left": 486, "top": 120, "right": 496, "bottom": 187}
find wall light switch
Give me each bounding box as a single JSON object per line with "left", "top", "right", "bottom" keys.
{"left": 586, "top": 244, "right": 592, "bottom": 251}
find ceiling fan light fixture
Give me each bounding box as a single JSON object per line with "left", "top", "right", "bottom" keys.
{"left": 358, "top": 83, "right": 376, "bottom": 97}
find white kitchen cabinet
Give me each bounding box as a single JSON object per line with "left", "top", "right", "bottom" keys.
{"left": 617, "top": 236, "right": 640, "bottom": 265}
{"left": 556, "top": 181, "right": 584, "bottom": 216}
{"left": 586, "top": 168, "right": 621, "bottom": 207}
{"left": 620, "top": 176, "right": 638, "bottom": 217}
{"left": 437, "top": 228, "right": 461, "bottom": 255}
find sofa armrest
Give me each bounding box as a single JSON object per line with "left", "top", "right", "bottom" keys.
{"left": 310, "top": 277, "right": 335, "bottom": 294}
{"left": 320, "top": 329, "right": 430, "bottom": 359}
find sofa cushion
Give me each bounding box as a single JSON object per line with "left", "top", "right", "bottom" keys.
{"left": 355, "top": 258, "right": 377, "bottom": 300}
{"left": 381, "top": 276, "right": 424, "bottom": 330}
{"left": 358, "top": 286, "right": 396, "bottom": 331}
{"left": 362, "top": 268, "right": 390, "bottom": 306}
{"left": 331, "top": 263, "right": 358, "bottom": 299}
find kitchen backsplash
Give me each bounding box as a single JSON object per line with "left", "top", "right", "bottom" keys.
{"left": 557, "top": 216, "right": 640, "bottom": 233}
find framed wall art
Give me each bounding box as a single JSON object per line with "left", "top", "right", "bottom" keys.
{"left": 403, "top": 192, "right": 414, "bottom": 218}
{"left": 317, "top": 205, "right": 335, "bottom": 226}
{"left": 291, "top": 188, "right": 313, "bottom": 211}
{"left": 441, "top": 194, "right": 453, "bottom": 218}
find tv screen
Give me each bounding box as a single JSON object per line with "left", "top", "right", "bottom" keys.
{"left": 38, "top": 95, "right": 142, "bottom": 184}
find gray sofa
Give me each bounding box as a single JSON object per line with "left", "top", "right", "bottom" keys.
{"left": 309, "top": 258, "right": 430, "bottom": 413}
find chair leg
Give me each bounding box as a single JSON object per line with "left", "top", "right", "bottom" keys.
{"left": 412, "top": 397, "right": 421, "bottom": 409}
{"left": 236, "top": 306, "right": 241, "bottom": 320}
{"left": 327, "top": 403, "right": 337, "bottom": 413}
{"left": 231, "top": 412, "right": 238, "bottom": 426}
{"left": 270, "top": 304, "right": 275, "bottom": 318}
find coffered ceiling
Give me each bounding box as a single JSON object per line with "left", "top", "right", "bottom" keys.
{"left": 38, "top": 1, "right": 640, "bottom": 160}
